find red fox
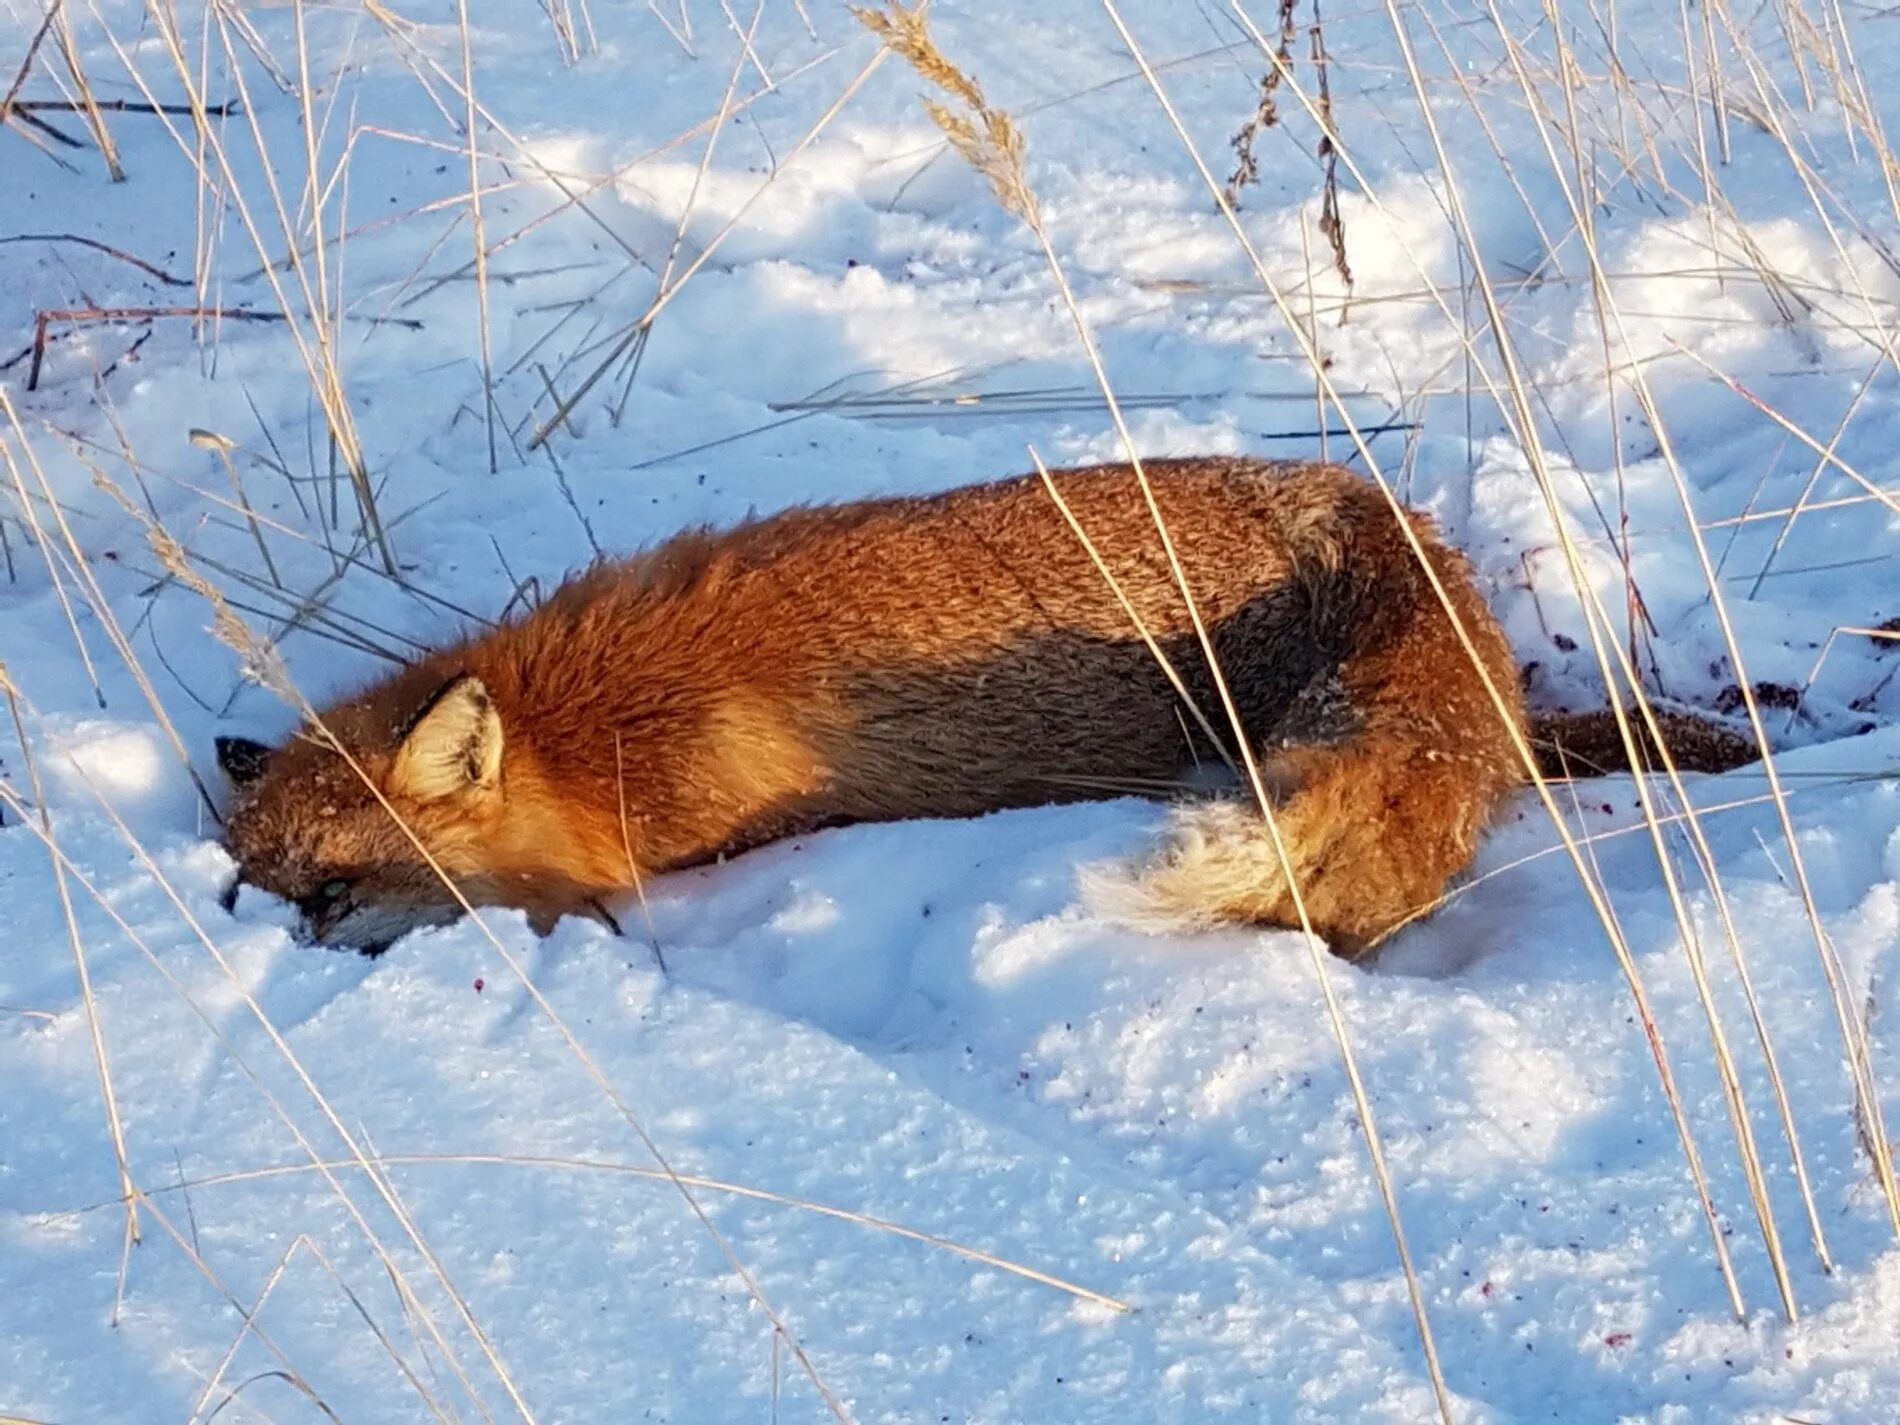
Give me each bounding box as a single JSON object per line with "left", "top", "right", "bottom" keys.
{"left": 214, "top": 457, "right": 1742, "bottom": 957}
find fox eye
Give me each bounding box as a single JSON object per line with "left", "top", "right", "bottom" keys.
{"left": 319, "top": 878, "right": 350, "bottom": 900}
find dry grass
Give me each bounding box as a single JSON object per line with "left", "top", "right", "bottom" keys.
{"left": 4, "top": 0, "right": 1898, "bottom": 1415}
{"left": 854, "top": 0, "right": 1900, "bottom": 1353}
{"left": 1193, "top": 0, "right": 1900, "bottom": 1302}
{"left": 0, "top": 10, "right": 893, "bottom": 1417}
{"left": 857, "top": 4, "right": 1457, "bottom": 1416}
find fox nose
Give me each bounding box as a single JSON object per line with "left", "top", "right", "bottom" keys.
{"left": 217, "top": 875, "right": 241, "bottom": 914}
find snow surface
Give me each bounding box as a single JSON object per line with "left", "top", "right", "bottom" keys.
{"left": 2, "top": 0, "right": 1899, "bottom": 1421}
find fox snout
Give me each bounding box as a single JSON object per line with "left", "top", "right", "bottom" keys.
{"left": 218, "top": 858, "right": 454, "bottom": 955}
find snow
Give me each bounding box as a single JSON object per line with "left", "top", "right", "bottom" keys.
{"left": 2, "top": 0, "right": 1898, "bottom": 1421}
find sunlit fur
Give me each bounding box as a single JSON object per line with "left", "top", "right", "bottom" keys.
{"left": 219, "top": 457, "right": 1532, "bottom": 956}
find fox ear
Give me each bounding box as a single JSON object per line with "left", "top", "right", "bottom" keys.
{"left": 390, "top": 675, "right": 503, "bottom": 803}
{"left": 216, "top": 735, "right": 272, "bottom": 785}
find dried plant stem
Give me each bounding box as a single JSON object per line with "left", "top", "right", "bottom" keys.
{"left": 0, "top": 232, "right": 191, "bottom": 286}
{"left": 529, "top": 44, "right": 889, "bottom": 448}
{"left": 1224, "top": 0, "right": 1295, "bottom": 207}
{"left": 614, "top": 731, "right": 665, "bottom": 970}
{"left": 1309, "top": 5, "right": 1352, "bottom": 297}
{"left": 1549, "top": 512, "right": 1835, "bottom": 1277}
{"left": 0, "top": 440, "right": 103, "bottom": 703}
{"left": 0, "top": 668, "right": 142, "bottom": 1300}
{"left": 1530, "top": 11, "right": 1804, "bottom": 1308}
{"left": 2, "top": 402, "right": 222, "bottom": 819}
{"left": 1566, "top": 574, "right": 1798, "bottom": 1316}
{"left": 583, "top": 0, "right": 764, "bottom": 437}
{"left": 455, "top": 0, "right": 499, "bottom": 473}
{"left": 140, "top": 514, "right": 853, "bottom": 1418}
{"left": 69, "top": 1150, "right": 1134, "bottom": 1315}
{"left": 1111, "top": 0, "right": 1752, "bottom": 1318}
{"left": 0, "top": 768, "right": 532, "bottom": 1422}
{"left": 0, "top": 0, "right": 64, "bottom": 126}
{"left": 1467, "top": 0, "right": 1900, "bottom": 1239}
{"left": 0, "top": 775, "right": 505, "bottom": 1419}
{"left": 1747, "top": 352, "right": 1885, "bottom": 596}
{"left": 51, "top": 2, "right": 121, "bottom": 179}
{"left": 156, "top": 1218, "right": 351, "bottom": 1425}
{"left": 1547, "top": 19, "right": 1644, "bottom": 676}
{"left": 114, "top": 5, "right": 394, "bottom": 572}
{"left": 859, "top": 5, "right": 1454, "bottom": 1416}
{"left": 1379, "top": 0, "right": 1766, "bottom": 1309}
{"left": 301, "top": 714, "right": 856, "bottom": 1421}
{"left": 1667, "top": 343, "right": 1900, "bottom": 518}
{"left": 1027, "top": 447, "right": 1238, "bottom": 778}
{"left": 187, "top": 1233, "right": 386, "bottom": 1425}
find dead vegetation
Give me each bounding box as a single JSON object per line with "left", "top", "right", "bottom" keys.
{"left": 2, "top": 0, "right": 1898, "bottom": 1417}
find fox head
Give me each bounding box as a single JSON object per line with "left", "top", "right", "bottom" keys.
{"left": 217, "top": 673, "right": 514, "bottom": 953}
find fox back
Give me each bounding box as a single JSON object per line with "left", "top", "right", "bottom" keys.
{"left": 217, "top": 458, "right": 1528, "bottom": 955}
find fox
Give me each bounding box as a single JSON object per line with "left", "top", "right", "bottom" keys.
{"left": 214, "top": 456, "right": 1750, "bottom": 958}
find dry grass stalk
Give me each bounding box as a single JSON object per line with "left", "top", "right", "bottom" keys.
{"left": 23, "top": 305, "right": 317, "bottom": 392}
{"left": 1116, "top": 0, "right": 1765, "bottom": 1318}
{"left": 130, "top": 514, "right": 856, "bottom": 1419}
{"left": 0, "top": 441, "right": 104, "bottom": 704}
{"left": 455, "top": 0, "right": 499, "bottom": 474}
{"left": 1225, "top": 0, "right": 1296, "bottom": 207}
{"left": 1794, "top": 625, "right": 1900, "bottom": 728}
{"left": 1668, "top": 342, "right": 1900, "bottom": 518}
{"left": 1381, "top": 0, "right": 1782, "bottom": 1308}
{"left": 187, "top": 1233, "right": 369, "bottom": 1425}
{"left": 1567, "top": 581, "right": 1801, "bottom": 1315}
{"left": 529, "top": 44, "right": 890, "bottom": 448}
{"left": 1541, "top": 347, "right": 1779, "bottom": 1277}
{"left": 1470, "top": 0, "right": 1900, "bottom": 1247}
{"left": 1245, "top": 0, "right": 1877, "bottom": 1295}
{"left": 1027, "top": 447, "right": 1238, "bottom": 775}
{"left": 0, "top": 0, "right": 63, "bottom": 128}
{"left": 1852, "top": 980, "right": 1884, "bottom": 1173}
{"left": 858, "top": 4, "right": 1457, "bottom": 1416}
{"left": 852, "top": 3, "right": 1031, "bottom": 219}
{"left": 189, "top": 428, "right": 282, "bottom": 588}
{"left": 613, "top": 729, "right": 666, "bottom": 971}
{"left": 1, "top": 399, "right": 224, "bottom": 820}
{"left": 577, "top": 0, "right": 765, "bottom": 438}
{"left": 101, "top": 4, "right": 396, "bottom": 573}
{"left": 65, "top": 1149, "right": 1135, "bottom": 1315}
{"left": 208, "top": 0, "right": 292, "bottom": 95}
{"left": 643, "top": 0, "right": 694, "bottom": 58}
{"left": 17, "top": 13, "right": 878, "bottom": 1409}
{"left": 360, "top": 0, "right": 684, "bottom": 281}
{"left": 357, "top": 47, "right": 837, "bottom": 321}
{"left": 172, "top": 1230, "right": 351, "bottom": 1422}
{"left": 1221, "top": 1, "right": 1353, "bottom": 294}
{"left": 536, "top": 0, "right": 586, "bottom": 66}
{"left": 1308, "top": 9, "right": 1352, "bottom": 299}
{"left": 1542, "top": 13, "right": 1648, "bottom": 678}
{"left": 0, "top": 232, "right": 191, "bottom": 286}
{"left": 1525, "top": 14, "right": 1817, "bottom": 1304}
{"left": 1747, "top": 354, "right": 1885, "bottom": 596}
{"left": 50, "top": 3, "right": 121, "bottom": 179}
{"left": 0, "top": 776, "right": 509, "bottom": 1417}
{"left": 15, "top": 765, "right": 535, "bottom": 1419}
{"left": 0, "top": 661, "right": 145, "bottom": 1315}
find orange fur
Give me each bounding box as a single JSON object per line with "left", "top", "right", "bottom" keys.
{"left": 217, "top": 458, "right": 1530, "bottom": 955}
